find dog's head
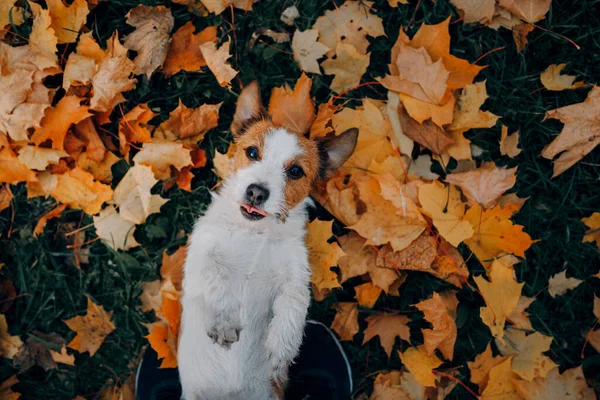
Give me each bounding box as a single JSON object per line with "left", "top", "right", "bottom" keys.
{"left": 226, "top": 81, "right": 358, "bottom": 222}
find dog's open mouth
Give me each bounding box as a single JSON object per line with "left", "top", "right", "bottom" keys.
{"left": 240, "top": 203, "right": 268, "bottom": 221}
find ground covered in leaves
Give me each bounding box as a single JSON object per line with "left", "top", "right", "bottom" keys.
{"left": 1, "top": 0, "right": 600, "bottom": 399}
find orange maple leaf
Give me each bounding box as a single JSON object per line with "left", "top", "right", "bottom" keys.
{"left": 64, "top": 298, "right": 116, "bottom": 356}
{"left": 163, "top": 23, "right": 218, "bottom": 76}
{"left": 268, "top": 73, "right": 316, "bottom": 135}
{"left": 362, "top": 313, "right": 411, "bottom": 357}
{"left": 31, "top": 96, "right": 91, "bottom": 150}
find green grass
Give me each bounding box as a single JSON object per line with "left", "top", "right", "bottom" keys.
{"left": 1, "top": 0, "right": 600, "bottom": 398}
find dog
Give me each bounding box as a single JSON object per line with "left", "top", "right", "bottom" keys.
{"left": 178, "top": 81, "right": 358, "bottom": 400}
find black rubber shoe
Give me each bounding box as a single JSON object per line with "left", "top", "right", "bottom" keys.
{"left": 284, "top": 320, "right": 353, "bottom": 400}
{"left": 135, "top": 346, "right": 181, "bottom": 400}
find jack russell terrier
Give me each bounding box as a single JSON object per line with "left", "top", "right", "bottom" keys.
{"left": 178, "top": 81, "right": 358, "bottom": 400}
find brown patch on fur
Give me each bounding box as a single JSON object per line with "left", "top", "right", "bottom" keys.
{"left": 282, "top": 136, "right": 320, "bottom": 211}
{"left": 232, "top": 119, "right": 272, "bottom": 171}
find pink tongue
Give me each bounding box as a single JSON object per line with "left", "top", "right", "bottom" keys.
{"left": 241, "top": 203, "right": 268, "bottom": 216}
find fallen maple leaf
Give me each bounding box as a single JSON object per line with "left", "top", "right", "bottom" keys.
{"left": 0, "top": 148, "right": 37, "bottom": 184}
{"left": 399, "top": 347, "right": 442, "bottom": 387}
{"left": 199, "top": 38, "right": 238, "bottom": 87}
{"left": 146, "top": 322, "right": 178, "bottom": 368}
{"left": 112, "top": 165, "right": 169, "bottom": 224}
{"left": 507, "top": 296, "right": 535, "bottom": 331}
{"left": 17, "top": 146, "right": 68, "bottom": 171}
{"left": 398, "top": 108, "right": 454, "bottom": 154}
{"left": 370, "top": 370, "right": 425, "bottom": 400}
{"left": 481, "top": 357, "right": 520, "bottom": 399}
{"left": 132, "top": 141, "right": 193, "bottom": 180}
{"left": 14, "top": 332, "right": 69, "bottom": 373}
{"left": 161, "top": 246, "right": 186, "bottom": 292}
{"left": 30, "top": 96, "right": 90, "bottom": 150}
{"left": 542, "top": 86, "right": 600, "bottom": 177}
{"left": 513, "top": 366, "right": 593, "bottom": 400}
{"left": 512, "top": 22, "right": 535, "bottom": 52}
{"left": 547, "top": 270, "right": 583, "bottom": 298}
{"left": 118, "top": 104, "right": 156, "bottom": 158}
{"left": 540, "top": 64, "right": 584, "bottom": 91}
{"left": 313, "top": 0, "right": 384, "bottom": 56}
{"left": 77, "top": 151, "right": 120, "bottom": 183}
{"left": 330, "top": 302, "right": 359, "bottom": 341}
{"left": 582, "top": 212, "right": 600, "bottom": 248}
{"left": 268, "top": 73, "right": 316, "bottom": 135}
{"left": 362, "top": 313, "right": 411, "bottom": 358}
{"left": 50, "top": 345, "right": 75, "bottom": 366}
{"left": 46, "top": 0, "right": 88, "bottom": 44}
{"left": 200, "top": 0, "right": 257, "bottom": 15}
{"left": 415, "top": 292, "right": 457, "bottom": 360}
{"left": 155, "top": 101, "right": 221, "bottom": 147}
{"left": 498, "top": 0, "right": 552, "bottom": 23}
{"left": 307, "top": 219, "right": 344, "bottom": 294}
{"left": 418, "top": 181, "right": 474, "bottom": 247}
{"left": 51, "top": 167, "right": 113, "bottom": 215}
{"left": 34, "top": 203, "right": 67, "bottom": 236}
{"left": 468, "top": 344, "right": 507, "bottom": 390}
{"left": 321, "top": 43, "right": 370, "bottom": 94}
{"left": 446, "top": 162, "right": 517, "bottom": 208}
{"left": 64, "top": 298, "right": 116, "bottom": 356}
{"left": 464, "top": 203, "right": 534, "bottom": 268}
{"left": 292, "top": 29, "right": 330, "bottom": 75}
{"left": 0, "top": 315, "right": 22, "bottom": 359}
{"left": 162, "top": 23, "right": 217, "bottom": 76}
{"left": 73, "top": 118, "right": 106, "bottom": 162}
{"left": 450, "top": 0, "right": 496, "bottom": 24}
{"left": 496, "top": 328, "right": 557, "bottom": 382}
{"left": 354, "top": 282, "right": 382, "bottom": 308}
{"left": 475, "top": 258, "right": 524, "bottom": 341}
{"left": 93, "top": 205, "right": 140, "bottom": 250}
{"left": 448, "top": 81, "right": 500, "bottom": 132}
{"left": 500, "top": 126, "right": 522, "bottom": 158}
{"left": 0, "top": 185, "right": 12, "bottom": 212}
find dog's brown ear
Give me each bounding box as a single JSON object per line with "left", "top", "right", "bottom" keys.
{"left": 318, "top": 128, "right": 359, "bottom": 179}
{"left": 231, "top": 81, "right": 267, "bottom": 137}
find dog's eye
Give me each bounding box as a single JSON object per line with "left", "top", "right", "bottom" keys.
{"left": 246, "top": 146, "right": 259, "bottom": 160}
{"left": 287, "top": 165, "right": 305, "bottom": 180}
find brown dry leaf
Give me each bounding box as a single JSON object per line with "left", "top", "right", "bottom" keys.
{"left": 398, "top": 109, "right": 454, "bottom": 154}
{"left": 31, "top": 96, "right": 91, "bottom": 150}
{"left": 446, "top": 162, "right": 517, "bottom": 208}
{"left": 363, "top": 313, "right": 410, "bottom": 358}
{"left": 0, "top": 148, "right": 37, "bottom": 184}
{"left": 17, "top": 146, "right": 68, "bottom": 171}
{"left": 292, "top": 29, "right": 330, "bottom": 75}
{"left": 161, "top": 246, "right": 186, "bottom": 292}
{"left": 330, "top": 302, "right": 359, "bottom": 341}
{"left": 582, "top": 212, "right": 600, "bottom": 248}
{"left": 468, "top": 344, "right": 507, "bottom": 390}
{"left": 498, "top": 0, "right": 552, "bottom": 23}
{"left": 199, "top": 39, "right": 238, "bottom": 87}
{"left": 481, "top": 357, "right": 521, "bottom": 399}
{"left": 450, "top": 0, "right": 496, "bottom": 24}
{"left": 132, "top": 142, "right": 193, "bottom": 180}
{"left": 73, "top": 118, "right": 106, "bottom": 162}
{"left": 547, "top": 271, "right": 583, "bottom": 298}
{"left": 418, "top": 181, "right": 474, "bottom": 247}
{"left": 46, "top": 0, "right": 89, "bottom": 44}
{"left": 313, "top": 0, "right": 384, "bottom": 56}
{"left": 0, "top": 375, "right": 20, "bottom": 400}
{"left": 162, "top": 23, "right": 217, "bottom": 76}
{"left": 512, "top": 22, "right": 535, "bottom": 52}
{"left": 370, "top": 370, "right": 425, "bottom": 400}
{"left": 513, "top": 366, "right": 593, "bottom": 400}
{"left": 0, "top": 314, "right": 22, "bottom": 359}
{"left": 64, "top": 298, "right": 116, "bottom": 356}
{"left": 475, "top": 259, "right": 524, "bottom": 341}
{"left": 124, "top": 5, "right": 174, "bottom": 77}
{"left": 309, "top": 100, "right": 339, "bottom": 139}
{"left": 93, "top": 205, "right": 140, "bottom": 250}
{"left": 34, "top": 203, "right": 67, "bottom": 236}
{"left": 540, "top": 64, "right": 584, "bottom": 91}
{"left": 415, "top": 292, "right": 457, "bottom": 360}
{"left": 496, "top": 328, "right": 557, "bottom": 382}
{"left": 156, "top": 101, "right": 221, "bottom": 146}
{"left": 448, "top": 81, "right": 500, "bottom": 132}
{"left": 464, "top": 203, "right": 534, "bottom": 268}
{"left": 200, "top": 0, "right": 257, "bottom": 15}
{"left": 542, "top": 86, "right": 600, "bottom": 177}
{"left": 112, "top": 164, "right": 169, "bottom": 224}
{"left": 14, "top": 332, "right": 68, "bottom": 373}
{"left": 500, "top": 126, "right": 522, "bottom": 157}
{"left": 321, "top": 43, "right": 370, "bottom": 94}
{"left": 399, "top": 347, "right": 442, "bottom": 387}
{"left": 268, "top": 73, "right": 316, "bottom": 135}
{"left": 51, "top": 167, "right": 113, "bottom": 215}
{"left": 354, "top": 282, "right": 382, "bottom": 308}
{"left": 307, "top": 219, "right": 344, "bottom": 294}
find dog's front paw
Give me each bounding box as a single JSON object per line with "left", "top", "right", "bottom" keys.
{"left": 207, "top": 319, "right": 242, "bottom": 349}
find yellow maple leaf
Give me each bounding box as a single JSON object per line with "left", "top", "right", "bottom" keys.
{"left": 93, "top": 205, "right": 140, "bottom": 251}
{"left": 418, "top": 181, "right": 474, "bottom": 247}
{"left": 481, "top": 357, "right": 521, "bottom": 399}
{"left": 582, "top": 212, "right": 600, "bottom": 248}
{"left": 51, "top": 167, "right": 113, "bottom": 215}
{"left": 415, "top": 292, "right": 457, "bottom": 360}
{"left": 200, "top": 0, "right": 257, "bottom": 15}
{"left": 307, "top": 219, "right": 344, "bottom": 293}
{"left": 513, "top": 366, "right": 593, "bottom": 400}
{"left": 498, "top": 0, "right": 551, "bottom": 23}
{"left": 268, "top": 73, "right": 316, "bottom": 135}
{"left": 354, "top": 282, "right": 382, "bottom": 308}
{"left": 448, "top": 81, "right": 500, "bottom": 132}
{"left": 507, "top": 296, "right": 535, "bottom": 331}
{"left": 540, "top": 64, "right": 584, "bottom": 91}
{"left": 31, "top": 96, "right": 90, "bottom": 150}
{"left": 496, "top": 328, "right": 557, "bottom": 382}
{"left": 46, "top": 0, "right": 89, "bottom": 44}
{"left": 199, "top": 38, "right": 238, "bottom": 87}
{"left": 468, "top": 344, "right": 507, "bottom": 390}
{"left": 400, "top": 92, "right": 456, "bottom": 128}
{"left": 330, "top": 302, "right": 359, "bottom": 341}
{"left": 132, "top": 142, "right": 193, "bottom": 180}
{"left": 0, "top": 315, "right": 22, "bottom": 360}
{"left": 362, "top": 313, "right": 411, "bottom": 357}
{"left": 163, "top": 23, "right": 217, "bottom": 76}
{"left": 292, "top": 29, "right": 330, "bottom": 75}
{"left": 370, "top": 370, "right": 425, "bottom": 400}
{"left": 64, "top": 298, "right": 116, "bottom": 356}
{"left": 0, "top": 148, "right": 37, "bottom": 184}
{"left": 445, "top": 162, "right": 517, "bottom": 208}
{"left": 321, "top": 43, "right": 370, "bottom": 94}
{"left": 547, "top": 270, "right": 583, "bottom": 298}
{"left": 399, "top": 347, "right": 442, "bottom": 387}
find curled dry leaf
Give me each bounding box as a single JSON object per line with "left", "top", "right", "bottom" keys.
{"left": 313, "top": 0, "right": 384, "bottom": 56}
{"left": 199, "top": 39, "right": 238, "bottom": 87}
{"left": 292, "top": 29, "right": 330, "bottom": 75}
{"left": 362, "top": 313, "right": 411, "bottom": 357}
{"left": 46, "top": 0, "right": 89, "bottom": 44}
{"left": 330, "top": 302, "right": 359, "bottom": 341}
{"left": 64, "top": 298, "right": 116, "bottom": 356}
{"left": 118, "top": 104, "right": 156, "bottom": 158}
{"left": 51, "top": 167, "right": 113, "bottom": 215}
{"left": 547, "top": 270, "right": 583, "bottom": 298}
{"left": 540, "top": 64, "right": 584, "bottom": 91}
{"left": 496, "top": 328, "right": 557, "bottom": 382}
{"left": 0, "top": 314, "right": 22, "bottom": 359}
{"left": 399, "top": 347, "right": 442, "bottom": 387}
{"left": 445, "top": 162, "right": 517, "bottom": 208}
{"left": 132, "top": 141, "right": 193, "bottom": 180}
{"left": 582, "top": 212, "right": 600, "bottom": 248}
{"left": 542, "top": 86, "right": 600, "bottom": 177}
{"left": 268, "top": 73, "right": 316, "bottom": 135}
{"left": 124, "top": 5, "right": 174, "bottom": 78}
{"left": 162, "top": 23, "right": 218, "bottom": 76}
{"left": 415, "top": 292, "right": 457, "bottom": 360}
{"left": 307, "top": 219, "right": 344, "bottom": 294}
{"left": 93, "top": 205, "right": 140, "bottom": 250}
{"left": 513, "top": 22, "right": 535, "bottom": 52}
{"left": 321, "top": 43, "right": 370, "bottom": 94}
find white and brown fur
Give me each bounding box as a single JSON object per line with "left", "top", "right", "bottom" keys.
{"left": 178, "top": 82, "right": 358, "bottom": 399}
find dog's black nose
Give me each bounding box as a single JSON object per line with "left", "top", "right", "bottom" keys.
{"left": 245, "top": 184, "right": 270, "bottom": 206}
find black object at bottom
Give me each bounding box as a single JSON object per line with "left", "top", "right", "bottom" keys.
{"left": 135, "top": 320, "right": 352, "bottom": 400}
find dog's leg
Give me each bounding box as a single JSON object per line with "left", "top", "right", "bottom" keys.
{"left": 265, "top": 270, "right": 310, "bottom": 386}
